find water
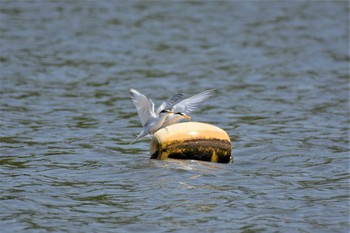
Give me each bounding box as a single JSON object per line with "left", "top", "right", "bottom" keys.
{"left": 1, "top": 1, "right": 349, "bottom": 232}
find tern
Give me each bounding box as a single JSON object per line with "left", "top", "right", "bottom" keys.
{"left": 160, "top": 89, "right": 215, "bottom": 128}
{"left": 129, "top": 88, "right": 183, "bottom": 144}
{"left": 129, "top": 88, "right": 215, "bottom": 144}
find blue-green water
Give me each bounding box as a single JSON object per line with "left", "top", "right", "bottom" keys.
{"left": 1, "top": 1, "right": 349, "bottom": 232}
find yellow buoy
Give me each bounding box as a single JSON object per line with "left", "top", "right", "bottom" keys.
{"left": 150, "top": 122, "right": 232, "bottom": 163}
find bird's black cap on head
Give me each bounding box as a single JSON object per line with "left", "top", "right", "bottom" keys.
{"left": 160, "top": 109, "right": 172, "bottom": 114}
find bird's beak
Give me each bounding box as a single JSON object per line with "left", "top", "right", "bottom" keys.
{"left": 183, "top": 115, "right": 191, "bottom": 120}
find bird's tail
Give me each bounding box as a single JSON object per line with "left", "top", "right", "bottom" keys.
{"left": 129, "top": 130, "right": 149, "bottom": 145}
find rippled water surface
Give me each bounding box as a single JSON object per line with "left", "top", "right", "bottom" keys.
{"left": 1, "top": 1, "right": 349, "bottom": 232}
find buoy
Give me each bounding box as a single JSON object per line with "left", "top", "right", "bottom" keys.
{"left": 150, "top": 122, "right": 232, "bottom": 163}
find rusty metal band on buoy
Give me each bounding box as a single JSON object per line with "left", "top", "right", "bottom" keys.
{"left": 150, "top": 122, "right": 232, "bottom": 163}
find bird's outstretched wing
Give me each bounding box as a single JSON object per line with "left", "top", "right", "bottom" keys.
{"left": 129, "top": 88, "right": 156, "bottom": 127}
{"left": 156, "top": 93, "right": 184, "bottom": 115}
{"left": 172, "top": 89, "right": 215, "bottom": 114}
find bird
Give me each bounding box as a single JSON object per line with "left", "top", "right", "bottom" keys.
{"left": 129, "top": 88, "right": 215, "bottom": 144}
{"left": 160, "top": 89, "right": 215, "bottom": 128}
{"left": 129, "top": 88, "right": 183, "bottom": 144}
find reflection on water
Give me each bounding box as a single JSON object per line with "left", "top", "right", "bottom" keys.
{"left": 1, "top": 1, "right": 349, "bottom": 232}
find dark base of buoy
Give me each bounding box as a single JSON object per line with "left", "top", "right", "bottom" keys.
{"left": 150, "top": 138, "right": 232, "bottom": 163}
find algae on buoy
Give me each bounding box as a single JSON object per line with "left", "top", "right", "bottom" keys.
{"left": 150, "top": 122, "right": 232, "bottom": 163}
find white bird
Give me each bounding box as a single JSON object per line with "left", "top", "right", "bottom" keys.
{"left": 160, "top": 89, "right": 215, "bottom": 128}
{"left": 129, "top": 88, "right": 183, "bottom": 144}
